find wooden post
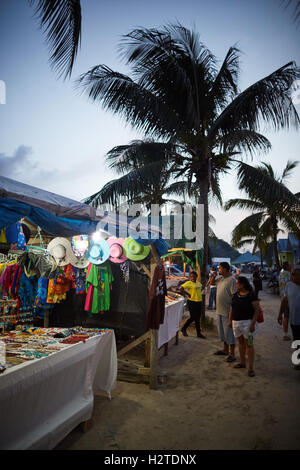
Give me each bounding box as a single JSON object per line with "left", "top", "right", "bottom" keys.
{"left": 148, "top": 245, "right": 161, "bottom": 389}
{"left": 149, "top": 328, "right": 158, "bottom": 389}
{"left": 43, "top": 307, "right": 50, "bottom": 328}
{"left": 144, "top": 337, "right": 151, "bottom": 367}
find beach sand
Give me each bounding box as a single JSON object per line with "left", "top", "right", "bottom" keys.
{"left": 56, "top": 285, "right": 300, "bottom": 450}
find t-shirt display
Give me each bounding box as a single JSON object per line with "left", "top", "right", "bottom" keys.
{"left": 85, "top": 261, "right": 114, "bottom": 315}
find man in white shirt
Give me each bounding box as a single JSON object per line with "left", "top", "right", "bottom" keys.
{"left": 277, "top": 261, "right": 291, "bottom": 340}
{"left": 210, "top": 262, "right": 237, "bottom": 362}
{"left": 278, "top": 267, "right": 300, "bottom": 370}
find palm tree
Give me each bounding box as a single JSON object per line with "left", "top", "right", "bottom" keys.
{"left": 29, "top": 0, "right": 82, "bottom": 79}
{"left": 78, "top": 23, "right": 300, "bottom": 311}
{"left": 230, "top": 218, "right": 274, "bottom": 268}
{"left": 84, "top": 140, "right": 193, "bottom": 210}
{"left": 225, "top": 160, "right": 300, "bottom": 268}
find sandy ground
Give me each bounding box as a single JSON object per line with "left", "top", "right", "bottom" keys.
{"left": 56, "top": 284, "right": 300, "bottom": 450}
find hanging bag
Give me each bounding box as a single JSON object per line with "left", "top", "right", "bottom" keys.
{"left": 257, "top": 305, "right": 264, "bottom": 323}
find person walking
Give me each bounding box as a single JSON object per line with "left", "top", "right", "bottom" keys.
{"left": 212, "top": 262, "right": 237, "bottom": 362}
{"left": 252, "top": 265, "right": 263, "bottom": 298}
{"left": 207, "top": 267, "right": 217, "bottom": 310}
{"left": 234, "top": 268, "right": 241, "bottom": 280}
{"left": 277, "top": 261, "right": 291, "bottom": 340}
{"left": 278, "top": 267, "right": 300, "bottom": 370}
{"left": 180, "top": 271, "right": 206, "bottom": 339}
{"left": 228, "top": 276, "right": 260, "bottom": 377}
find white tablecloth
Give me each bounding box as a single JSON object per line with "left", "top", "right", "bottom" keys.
{"left": 158, "top": 299, "right": 185, "bottom": 349}
{"left": 0, "top": 330, "right": 117, "bottom": 450}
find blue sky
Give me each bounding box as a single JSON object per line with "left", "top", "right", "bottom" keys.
{"left": 0, "top": 0, "right": 299, "bottom": 244}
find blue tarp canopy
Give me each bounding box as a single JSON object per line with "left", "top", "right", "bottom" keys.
{"left": 0, "top": 176, "right": 164, "bottom": 244}
{"left": 232, "top": 251, "right": 261, "bottom": 264}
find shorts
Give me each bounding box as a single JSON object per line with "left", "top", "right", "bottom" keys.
{"left": 217, "top": 314, "right": 235, "bottom": 345}
{"left": 232, "top": 319, "right": 258, "bottom": 339}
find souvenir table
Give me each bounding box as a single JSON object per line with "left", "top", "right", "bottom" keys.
{"left": 0, "top": 327, "right": 117, "bottom": 450}
{"left": 158, "top": 297, "right": 185, "bottom": 350}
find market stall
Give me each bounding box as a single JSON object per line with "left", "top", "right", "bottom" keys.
{"left": 0, "top": 176, "right": 182, "bottom": 394}
{"left": 0, "top": 327, "right": 117, "bottom": 450}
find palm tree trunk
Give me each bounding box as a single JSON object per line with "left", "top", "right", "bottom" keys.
{"left": 271, "top": 215, "right": 280, "bottom": 269}
{"left": 197, "top": 175, "right": 209, "bottom": 320}
{"left": 259, "top": 246, "right": 263, "bottom": 269}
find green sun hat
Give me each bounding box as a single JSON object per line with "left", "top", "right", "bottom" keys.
{"left": 122, "top": 237, "right": 151, "bottom": 261}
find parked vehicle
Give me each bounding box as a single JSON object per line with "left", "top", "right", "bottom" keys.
{"left": 164, "top": 264, "right": 186, "bottom": 277}
{"left": 267, "top": 270, "right": 279, "bottom": 295}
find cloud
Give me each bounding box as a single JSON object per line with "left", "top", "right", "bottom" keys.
{"left": 0, "top": 145, "right": 57, "bottom": 184}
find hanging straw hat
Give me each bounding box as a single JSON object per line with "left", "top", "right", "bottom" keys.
{"left": 107, "top": 237, "right": 128, "bottom": 264}
{"left": 70, "top": 235, "right": 89, "bottom": 269}
{"left": 122, "top": 237, "right": 150, "bottom": 261}
{"left": 86, "top": 238, "right": 110, "bottom": 265}
{"left": 47, "top": 237, "right": 75, "bottom": 267}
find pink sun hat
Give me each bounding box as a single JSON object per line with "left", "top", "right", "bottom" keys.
{"left": 107, "top": 237, "right": 128, "bottom": 263}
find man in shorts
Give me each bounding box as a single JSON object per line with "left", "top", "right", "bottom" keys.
{"left": 278, "top": 267, "right": 300, "bottom": 370}
{"left": 211, "top": 262, "right": 237, "bottom": 362}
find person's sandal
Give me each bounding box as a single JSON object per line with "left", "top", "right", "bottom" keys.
{"left": 234, "top": 363, "right": 246, "bottom": 369}
{"left": 248, "top": 370, "right": 255, "bottom": 377}
{"left": 226, "top": 355, "right": 236, "bottom": 363}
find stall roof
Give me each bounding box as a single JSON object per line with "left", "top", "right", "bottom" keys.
{"left": 232, "top": 251, "right": 261, "bottom": 264}
{"left": 0, "top": 175, "right": 161, "bottom": 241}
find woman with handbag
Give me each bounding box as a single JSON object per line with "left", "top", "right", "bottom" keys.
{"left": 228, "top": 276, "right": 261, "bottom": 377}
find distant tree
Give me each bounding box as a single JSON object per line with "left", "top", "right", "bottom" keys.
{"left": 225, "top": 160, "right": 300, "bottom": 268}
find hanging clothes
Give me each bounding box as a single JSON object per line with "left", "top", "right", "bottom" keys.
{"left": 85, "top": 261, "right": 114, "bottom": 315}
{"left": 146, "top": 264, "right": 167, "bottom": 330}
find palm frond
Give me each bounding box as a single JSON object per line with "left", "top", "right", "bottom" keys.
{"left": 29, "top": 0, "right": 81, "bottom": 79}
{"left": 281, "top": 0, "right": 300, "bottom": 27}
{"left": 236, "top": 161, "right": 300, "bottom": 207}
{"left": 209, "top": 46, "right": 240, "bottom": 109}
{"left": 211, "top": 61, "right": 300, "bottom": 135}
{"left": 281, "top": 159, "right": 299, "bottom": 182}
{"left": 219, "top": 129, "right": 272, "bottom": 158}
{"left": 77, "top": 65, "right": 181, "bottom": 138}
{"left": 106, "top": 140, "right": 179, "bottom": 173}
{"left": 224, "top": 198, "right": 265, "bottom": 212}
{"left": 84, "top": 160, "right": 167, "bottom": 208}
{"left": 231, "top": 212, "right": 266, "bottom": 246}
